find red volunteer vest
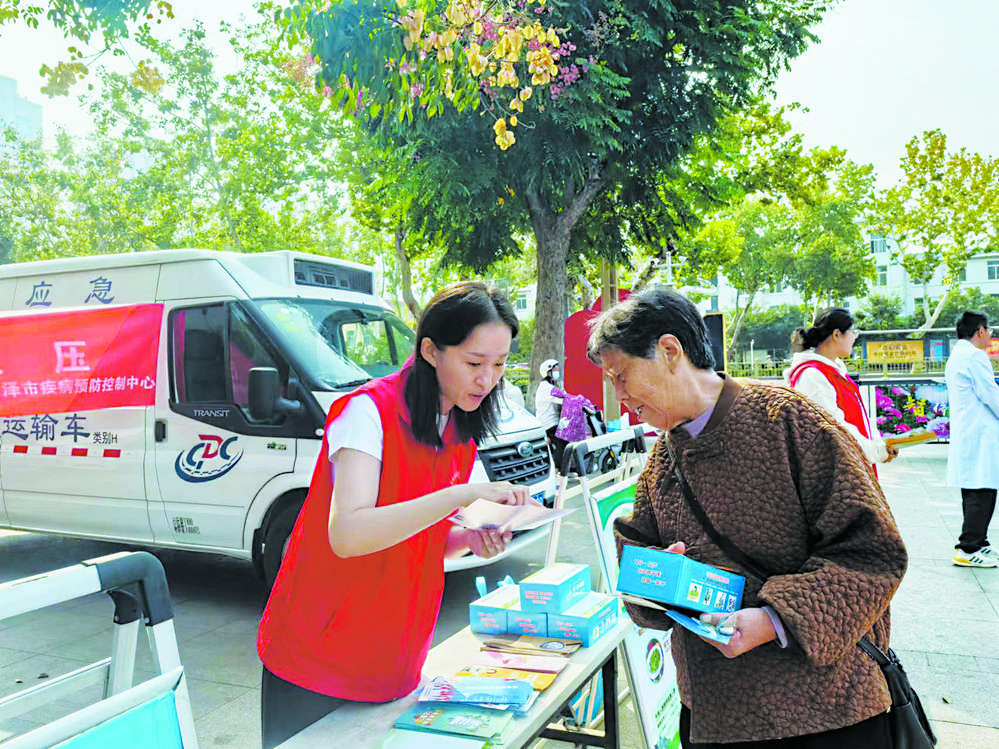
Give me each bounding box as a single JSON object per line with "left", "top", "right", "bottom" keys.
{"left": 789, "top": 359, "right": 878, "bottom": 472}
{"left": 257, "top": 366, "right": 477, "bottom": 701}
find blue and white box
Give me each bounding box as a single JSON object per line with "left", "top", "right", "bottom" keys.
{"left": 519, "top": 563, "right": 591, "bottom": 613}
{"left": 469, "top": 584, "right": 521, "bottom": 634}
{"left": 617, "top": 545, "right": 744, "bottom": 615}
{"left": 507, "top": 608, "right": 548, "bottom": 637}
{"left": 547, "top": 592, "right": 619, "bottom": 646}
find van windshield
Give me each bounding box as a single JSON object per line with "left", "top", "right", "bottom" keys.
{"left": 254, "top": 298, "right": 415, "bottom": 390}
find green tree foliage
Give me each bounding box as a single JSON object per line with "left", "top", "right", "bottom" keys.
{"left": 631, "top": 99, "right": 845, "bottom": 295}
{"left": 295, "top": 0, "right": 829, "bottom": 386}
{"left": 908, "top": 287, "right": 999, "bottom": 331}
{"left": 729, "top": 303, "right": 809, "bottom": 361}
{"left": 857, "top": 293, "right": 905, "bottom": 331}
{"left": 0, "top": 0, "right": 176, "bottom": 96}
{"left": 662, "top": 102, "right": 875, "bottom": 357}
{"left": 709, "top": 199, "right": 795, "bottom": 352}
{"left": 91, "top": 20, "right": 349, "bottom": 253}
{"left": 786, "top": 161, "right": 877, "bottom": 316}
{"left": 0, "top": 16, "right": 357, "bottom": 263}
{"left": 872, "top": 129, "right": 999, "bottom": 330}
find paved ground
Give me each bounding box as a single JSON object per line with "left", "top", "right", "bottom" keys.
{"left": 1, "top": 441, "right": 997, "bottom": 747}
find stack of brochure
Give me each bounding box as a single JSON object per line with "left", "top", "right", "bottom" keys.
{"left": 387, "top": 635, "right": 583, "bottom": 746}
{"left": 479, "top": 633, "right": 582, "bottom": 657}
{"left": 418, "top": 676, "right": 535, "bottom": 710}
{"left": 391, "top": 703, "right": 513, "bottom": 745}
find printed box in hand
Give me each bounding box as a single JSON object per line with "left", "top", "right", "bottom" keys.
{"left": 617, "top": 544, "right": 744, "bottom": 615}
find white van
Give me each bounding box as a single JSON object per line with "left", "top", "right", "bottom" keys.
{"left": 0, "top": 250, "right": 557, "bottom": 583}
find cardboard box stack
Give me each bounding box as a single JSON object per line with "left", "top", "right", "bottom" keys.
{"left": 469, "top": 563, "right": 619, "bottom": 646}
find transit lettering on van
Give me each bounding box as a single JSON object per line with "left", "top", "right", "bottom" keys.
{"left": 0, "top": 250, "right": 557, "bottom": 586}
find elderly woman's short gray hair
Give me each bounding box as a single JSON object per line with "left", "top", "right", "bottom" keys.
{"left": 586, "top": 287, "right": 716, "bottom": 370}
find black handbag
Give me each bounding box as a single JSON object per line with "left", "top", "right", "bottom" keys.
{"left": 663, "top": 440, "right": 936, "bottom": 748}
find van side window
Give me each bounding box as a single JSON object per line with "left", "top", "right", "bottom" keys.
{"left": 172, "top": 306, "right": 228, "bottom": 403}
{"left": 228, "top": 304, "right": 285, "bottom": 411}
{"left": 340, "top": 316, "right": 414, "bottom": 379}
{"left": 171, "top": 304, "right": 286, "bottom": 417}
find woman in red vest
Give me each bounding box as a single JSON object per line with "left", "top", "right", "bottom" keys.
{"left": 785, "top": 307, "right": 897, "bottom": 468}
{"left": 257, "top": 282, "right": 531, "bottom": 748}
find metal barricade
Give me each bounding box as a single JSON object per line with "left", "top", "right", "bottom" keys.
{"left": 0, "top": 551, "right": 198, "bottom": 748}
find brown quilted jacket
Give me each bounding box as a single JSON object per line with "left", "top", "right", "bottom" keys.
{"left": 615, "top": 376, "right": 907, "bottom": 743}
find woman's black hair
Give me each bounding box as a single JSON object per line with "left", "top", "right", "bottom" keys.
{"left": 585, "top": 287, "right": 715, "bottom": 370}
{"left": 404, "top": 281, "right": 519, "bottom": 448}
{"left": 793, "top": 308, "right": 854, "bottom": 351}
{"left": 956, "top": 310, "right": 988, "bottom": 340}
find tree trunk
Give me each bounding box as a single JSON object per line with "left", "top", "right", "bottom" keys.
{"left": 728, "top": 286, "right": 759, "bottom": 354}
{"left": 395, "top": 219, "right": 421, "bottom": 321}
{"left": 923, "top": 287, "right": 953, "bottom": 331}
{"left": 576, "top": 272, "right": 595, "bottom": 310}
{"left": 529, "top": 211, "right": 569, "bottom": 409}
{"left": 631, "top": 236, "right": 677, "bottom": 292}
{"left": 525, "top": 165, "right": 606, "bottom": 398}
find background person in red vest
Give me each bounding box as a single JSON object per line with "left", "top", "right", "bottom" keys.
{"left": 785, "top": 308, "right": 898, "bottom": 468}
{"left": 257, "top": 282, "right": 531, "bottom": 748}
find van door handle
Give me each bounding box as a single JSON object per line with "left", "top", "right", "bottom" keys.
{"left": 155, "top": 420, "right": 167, "bottom": 442}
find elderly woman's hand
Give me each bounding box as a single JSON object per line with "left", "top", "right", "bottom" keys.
{"left": 698, "top": 608, "right": 776, "bottom": 658}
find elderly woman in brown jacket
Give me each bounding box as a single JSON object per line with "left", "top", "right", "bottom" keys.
{"left": 588, "top": 288, "right": 907, "bottom": 749}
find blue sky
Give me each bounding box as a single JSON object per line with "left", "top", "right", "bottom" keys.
{"left": 773, "top": 0, "right": 999, "bottom": 187}
{"left": 2, "top": 0, "right": 996, "bottom": 190}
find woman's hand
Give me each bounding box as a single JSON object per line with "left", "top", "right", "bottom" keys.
{"left": 698, "top": 608, "right": 776, "bottom": 658}
{"left": 464, "top": 527, "right": 514, "bottom": 559}
{"left": 885, "top": 445, "right": 900, "bottom": 463}
{"left": 464, "top": 481, "right": 533, "bottom": 506}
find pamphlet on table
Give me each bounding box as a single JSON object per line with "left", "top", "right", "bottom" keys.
{"left": 480, "top": 633, "right": 582, "bottom": 657}
{"left": 472, "top": 650, "right": 568, "bottom": 674}
{"left": 394, "top": 703, "right": 513, "bottom": 741}
{"left": 456, "top": 665, "right": 558, "bottom": 690}
{"left": 418, "top": 676, "right": 534, "bottom": 707}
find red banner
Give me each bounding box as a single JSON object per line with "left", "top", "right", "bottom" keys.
{"left": 0, "top": 304, "right": 163, "bottom": 417}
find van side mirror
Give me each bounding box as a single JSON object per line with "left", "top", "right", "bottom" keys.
{"left": 248, "top": 367, "right": 302, "bottom": 421}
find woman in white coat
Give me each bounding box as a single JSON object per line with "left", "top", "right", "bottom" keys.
{"left": 945, "top": 311, "right": 999, "bottom": 568}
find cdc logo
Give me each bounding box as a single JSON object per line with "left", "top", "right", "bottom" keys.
{"left": 175, "top": 434, "right": 243, "bottom": 483}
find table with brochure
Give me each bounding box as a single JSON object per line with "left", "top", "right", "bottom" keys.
{"left": 277, "top": 617, "right": 633, "bottom": 749}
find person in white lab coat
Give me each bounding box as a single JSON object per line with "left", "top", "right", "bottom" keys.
{"left": 945, "top": 311, "right": 999, "bottom": 568}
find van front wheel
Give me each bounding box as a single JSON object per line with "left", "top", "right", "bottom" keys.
{"left": 263, "top": 502, "right": 301, "bottom": 588}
